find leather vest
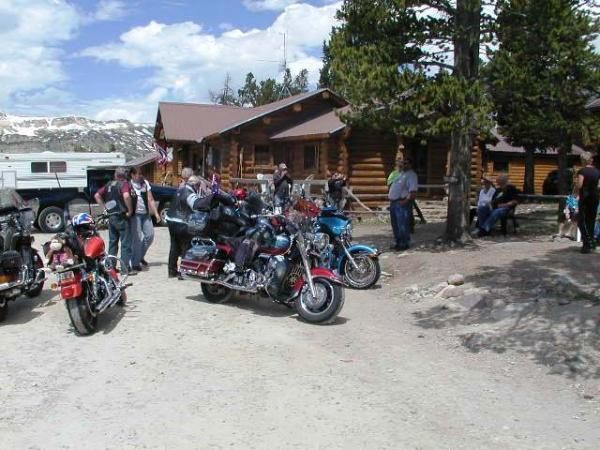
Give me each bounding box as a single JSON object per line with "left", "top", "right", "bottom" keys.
{"left": 104, "top": 181, "right": 127, "bottom": 215}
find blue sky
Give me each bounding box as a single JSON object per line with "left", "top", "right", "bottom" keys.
{"left": 1, "top": 0, "right": 341, "bottom": 122}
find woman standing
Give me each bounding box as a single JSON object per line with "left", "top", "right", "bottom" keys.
{"left": 129, "top": 167, "right": 161, "bottom": 270}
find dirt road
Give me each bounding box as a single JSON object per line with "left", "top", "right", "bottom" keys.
{"left": 1, "top": 225, "right": 599, "bottom": 449}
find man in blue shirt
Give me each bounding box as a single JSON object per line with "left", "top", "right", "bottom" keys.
{"left": 388, "top": 159, "right": 419, "bottom": 251}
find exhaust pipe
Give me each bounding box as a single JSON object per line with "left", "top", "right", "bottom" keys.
{"left": 181, "top": 273, "right": 259, "bottom": 294}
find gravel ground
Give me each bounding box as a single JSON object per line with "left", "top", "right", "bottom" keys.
{"left": 0, "top": 224, "right": 599, "bottom": 449}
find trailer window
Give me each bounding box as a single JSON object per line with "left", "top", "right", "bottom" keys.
{"left": 31, "top": 162, "right": 48, "bottom": 173}
{"left": 49, "top": 161, "right": 67, "bottom": 173}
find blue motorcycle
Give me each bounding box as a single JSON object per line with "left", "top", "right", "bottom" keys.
{"left": 314, "top": 207, "right": 381, "bottom": 289}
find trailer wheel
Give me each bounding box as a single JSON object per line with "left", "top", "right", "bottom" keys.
{"left": 38, "top": 206, "right": 65, "bottom": 233}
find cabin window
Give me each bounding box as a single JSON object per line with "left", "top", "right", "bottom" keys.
{"left": 31, "top": 162, "right": 47, "bottom": 173}
{"left": 49, "top": 161, "right": 67, "bottom": 173}
{"left": 254, "top": 145, "right": 271, "bottom": 166}
{"left": 303, "top": 144, "right": 320, "bottom": 170}
{"left": 494, "top": 158, "right": 509, "bottom": 173}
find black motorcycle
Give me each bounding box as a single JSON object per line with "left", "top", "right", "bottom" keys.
{"left": 0, "top": 190, "right": 45, "bottom": 322}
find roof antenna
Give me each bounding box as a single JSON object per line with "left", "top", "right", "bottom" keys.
{"left": 278, "top": 32, "right": 293, "bottom": 100}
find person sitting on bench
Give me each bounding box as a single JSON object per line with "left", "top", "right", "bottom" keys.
{"left": 476, "top": 174, "right": 518, "bottom": 237}
{"left": 475, "top": 175, "right": 496, "bottom": 227}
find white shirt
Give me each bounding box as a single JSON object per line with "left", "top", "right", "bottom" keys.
{"left": 388, "top": 169, "right": 418, "bottom": 201}
{"left": 477, "top": 186, "right": 496, "bottom": 209}
{"left": 131, "top": 179, "right": 151, "bottom": 215}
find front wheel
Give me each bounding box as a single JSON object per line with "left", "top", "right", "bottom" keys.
{"left": 66, "top": 289, "right": 97, "bottom": 336}
{"left": 201, "top": 283, "right": 234, "bottom": 304}
{"left": 343, "top": 253, "right": 381, "bottom": 289}
{"left": 295, "top": 278, "right": 345, "bottom": 324}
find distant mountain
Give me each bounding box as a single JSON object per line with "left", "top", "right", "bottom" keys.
{"left": 0, "top": 112, "right": 154, "bottom": 160}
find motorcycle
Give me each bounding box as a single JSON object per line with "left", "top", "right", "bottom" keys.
{"left": 180, "top": 202, "right": 345, "bottom": 325}
{"left": 44, "top": 213, "right": 129, "bottom": 335}
{"left": 292, "top": 198, "right": 381, "bottom": 290}
{"left": 0, "top": 190, "right": 45, "bottom": 322}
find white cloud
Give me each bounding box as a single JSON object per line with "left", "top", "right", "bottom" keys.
{"left": 93, "top": 0, "right": 128, "bottom": 21}
{"left": 0, "top": 0, "right": 80, "bottom": 103}
{"left": 81, "top": 2, "right": 342, "bottom": 121}
{"left": 243, "top": 0, "right": 301, "bottom": 12}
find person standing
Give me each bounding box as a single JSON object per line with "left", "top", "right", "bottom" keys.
{"left": 576, "top": 152, "right": 600, "bottom": 253}
{"left": 129, "top": 167, "right": 161, "bottom": 270}
{"left": 94, "top": 167, "right": 135, "bottom": 271}
{"left": 388, "top": 159, "right": 418, "bottom": 251}
{"left": 165, "top": 176, "right": 206, "bottom": 279}
{"left": 273, "top": 163, "right": 293, "bottom": 213}
{"left": 209, "top": 166, "right": 221, "bottom": 194}
{"left": 327, "top": 168, "right": 347, "bottom": 210}
{"left": 179, "top": 167, "right": 194, "bottom": 188}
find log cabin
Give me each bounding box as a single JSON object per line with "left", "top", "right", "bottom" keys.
{"left": 138, "top": 88, "right": 591, "bottom": 207}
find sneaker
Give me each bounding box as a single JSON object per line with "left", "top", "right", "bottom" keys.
{"left": 131, "top": 265, "right": 143, "bottom": 272}
{"left": 140, "top": 259, "right": 148, "bottom": 266}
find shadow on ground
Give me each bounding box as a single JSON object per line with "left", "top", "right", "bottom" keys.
{"left": 2, "top": 289, "right": 58, "bottom": 326}
{"left": 414, "top": 247, "right": 600, "bottom": 379}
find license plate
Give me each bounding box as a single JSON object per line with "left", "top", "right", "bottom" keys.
{"left": 58, "top": 271, "right": 75, "bottom": 282}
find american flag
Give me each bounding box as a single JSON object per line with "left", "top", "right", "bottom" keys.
{"left": 154, "top": 140, "right": 172, "bottom": 167}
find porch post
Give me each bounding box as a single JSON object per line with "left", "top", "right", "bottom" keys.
{"left": 228, "top": 136, "right": 240, "bottom": 189}
{"left": 320, "top": 139, "right": 329, "bottom": 178}
{"left": 339, "top": 127, "right": 351, "bottom": 176}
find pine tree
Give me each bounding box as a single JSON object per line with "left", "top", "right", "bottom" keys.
{"left": 486, "top": 0, "right": 600, "bottom": 194}
{"left": 324, "top": 0, "right": 492, "bottom": 242}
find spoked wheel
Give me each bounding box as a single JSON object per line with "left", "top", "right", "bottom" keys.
{"left": 201, "top": 283, "right": 234, "bottom": 304}
{"left": 66, "top": 287, "right": 97, "bottom": 336}
{"left": 343, "top": 254, "right": 381, "bottom": 289}
{"left": 295, "top": 278, "right": 345, "bottom": 324}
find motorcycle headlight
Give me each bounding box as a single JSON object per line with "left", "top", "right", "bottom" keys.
{"left": 345, "top": 223, "right": 353, "bottom": 239}
{"left": 312, "top": 232, "right": 330, "bottom": 252}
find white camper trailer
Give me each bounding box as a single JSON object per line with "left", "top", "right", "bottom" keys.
{"left": 0, "top": 152, "right": 125, "bottom": 189}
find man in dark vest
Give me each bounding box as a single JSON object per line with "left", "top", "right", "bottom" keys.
{"left": 95, "top": 167, "right": 135, "bottom": 271}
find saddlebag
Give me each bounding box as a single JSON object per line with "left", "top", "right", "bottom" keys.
{"left": 180, "top": 244, "right": 225, "bottom": 277}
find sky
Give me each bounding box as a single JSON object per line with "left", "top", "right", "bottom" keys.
{"left": 0, "top": 0, "right": 342, "bottom": 123}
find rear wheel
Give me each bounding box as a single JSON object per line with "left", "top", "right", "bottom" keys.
{"left": 66, "top": 288, "right": 97, "bottom": 335}
{"left": 201, "top": 283, "right": 233, "bottom": 304}
{"left": 295, "top": 278, "right": 345, "bottom": 324}
{"left": 343, "top": 254, "right": 381, "bottom": 289}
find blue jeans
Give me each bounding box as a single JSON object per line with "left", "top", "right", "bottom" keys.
{"left": 131, "top": 214, "right": 155, "bottom": 266}
{"left": 481, "top": 207, "right": 510, "bottom": 233}
{"left": 390, "top": 200, "right": 411, "bottom": 249}
{"left": 476, "top": 205, "right": 492, "bottom": 227}
{"left": 108, "top": 215, "right": 132, "bottom": 268}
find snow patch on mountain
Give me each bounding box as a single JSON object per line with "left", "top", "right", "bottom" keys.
{"left": 0, "top": 112, "right": 154, "bottom": 160}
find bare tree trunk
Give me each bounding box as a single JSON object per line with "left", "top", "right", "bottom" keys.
{"left": 524, "top": 146, "right": 535, "bottom": 194}
{"left": 445, "top": 0, "right": 481, "bottom": 242}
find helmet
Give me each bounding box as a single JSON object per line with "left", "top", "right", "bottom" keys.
{"left": 72, "top": 213, "right": 95, "bottom": 228}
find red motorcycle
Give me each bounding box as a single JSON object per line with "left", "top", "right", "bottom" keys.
{"left": 180, "top": 206, "right": 345, "bottom": 324}
{"left": 45, "top": 213, "right": 129, "bottom": 335}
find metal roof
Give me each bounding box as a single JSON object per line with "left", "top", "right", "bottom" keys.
{"left": 157, "top": 89, "right": 348, "bottom": 143}
{"left": 157, "top": 102, "right": 253, "bottom": 142}
{"left": 269, "top": 107, "right": 348, "bottom": 141}
{"left": 125, "top": 152, "right": 158, "bottom": 167}
{"left": 486, "top": 129, "right": 585, "bottom": 156}
{"left": 586, "top": 98, "right": 600, "bottom": 111}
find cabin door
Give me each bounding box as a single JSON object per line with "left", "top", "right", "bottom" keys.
{"left": 1, "top": 171, "right": 16, "bottom": 188}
